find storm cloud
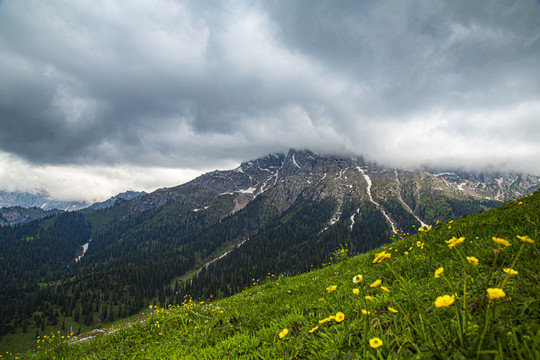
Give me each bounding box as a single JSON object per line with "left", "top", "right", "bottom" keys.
{"left": 1, "top": 0, "right": 539, "bottom": 201}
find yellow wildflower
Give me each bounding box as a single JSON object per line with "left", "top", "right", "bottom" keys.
{"left": 353, "top": 288, "right": 360, "bottom": 295}
{"left": 466, "top": 256, "right": 479, "bottom": 265}
{"left": 416, "top": 241, "right": 423, "bottom": 247}
{"left": 503, "top": 268, "right": 518, "bottom": 275}
{"left": 446, "top": 236, "right": 465, "bottom": 249}
{"left": 279, "top": 328, "right": 288, "bottom": 339}
{"left": 487, "top": 288, "right": 506, "bottom": 299}
{"left": 517, "top": 235, "right": 534, "bottom": 244}
{"left": 335, "top": 312, "right": 345, "bottom": 323}
{"left": 361, "top": 309, "right": 371, "bottom": 315}
{"left": 319, "top": 316, "right": 336, "bottom": 324}
{"left": 435, "top": 294, "right": 456, "bottom": 308}
{"left": 434, "top": 267, "right": 444, "bottom": 278}
{"left": 380, "top": 286, "right": 390, "bottom": 293}
{"left": 373, "top": 251, "right": 391, "bottom": 263}
{"left": 365, "top": 295, "right": 374, "bottom": 301}
{"left": 370, "top": 279, "right": 382, "bottom": 288}
{"left": 449, "top": 220, "right": 454, "bottom": 224}
{"left": 326, "top": 285, "right": 337, "bottom": 293}
{"left": 404, "top": 251, "right": 409, "bottom": 255}
{"left": 388, "top": 307, "right": 398, "bottom": 313}
{"left": 419, "top": 225, "right": 432, "bottom": 233}
{"left": 308, "top": 326, "right": 318, "bottom": 333}
{"left": 492, "top": 237, "right": 511, "bottom": 246}
{"left": 369, "top": 337, "right": 383, "bottom": 348}
{"left": 353, "top": 274, "right": 363, "bottom": 284}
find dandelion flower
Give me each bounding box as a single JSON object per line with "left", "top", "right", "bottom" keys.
{"left": 446, "top": 236, "right": 465, "bottom": 249}
{"left": 308, "top": 326, "right": 318, "bottom": 333}
{"left": 365, "top": 295, "right": 374, "bottom": 301}
{"left": 373, "top": 251, "right": 391, "bottom": 263}
{"left": 487, "top": 288, "right": 506, "bottom": 299}
{"left": 353, "top": 275, "right": 363, "bottom": 284}
{"left": 326, "top": 285, "right": 337, "bottom": 293}
{"left": 435, "top": 294, "right": 456, "bottom": 308}
{"left": 517, "top": 235, "right": 534, "bottom": 244}
{"left": 380, "top": 286, "right": 390, "bottom": 293}
{"left": 361, "top": 309, "right": 371, "bottom": 315}
{"left": 369, "top": 337, "right": 383, "bottom": 348}
{"left": 419, "top": 225, "right": 432, "bottom": 233}
{"left": 335, "top": 312, "right": 345, "bottom": 323}
{"left": 370, "top": 279, "right": 382, "bottom": 288}
{"left": 492, "top": 237, "right": 511, "bottom": 247}
{"left": 503, "top": 268, "right": 518, "bottom": 275}
{"left": 434, "top": 267, "right": 444, "bottom": 278}
{"left": 466, "top": 256, "right": 479, "bottom": 265}
{"left": 388, "top": 307, "right": 398, "bottom": 313}
{"left": 353, "top": 288, "right": 360, "bottom": 295}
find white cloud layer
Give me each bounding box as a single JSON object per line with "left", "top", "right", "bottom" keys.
{"left": 1, "top": 0, "right": 539, "bottom": 202}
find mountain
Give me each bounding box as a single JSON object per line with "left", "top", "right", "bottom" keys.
{"left": 0, "top": 189, "right": 88, "bottom": 211}
{"left": 0, "top": 149, "right": 539, "bottom": 353}
{"left": 0, "top": 206, "right": 62, "bottom": 227}
{"left": 81, "top": 190, "right": 146, "bottom": 212}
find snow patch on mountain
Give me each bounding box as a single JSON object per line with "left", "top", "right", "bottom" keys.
{"left": 292, "top": 153, "right": 301, "bottom": 169}
{"left": 75, "top": 241, "right": 90, "bottom": 262}
{"left": 357, "top": 167, "right": 397, "bottom": 234}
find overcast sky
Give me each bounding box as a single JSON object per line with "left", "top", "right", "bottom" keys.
{"left": 1, "top": 0, "right": 539, "bottom": 202}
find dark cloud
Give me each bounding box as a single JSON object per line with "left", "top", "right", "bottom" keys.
{"left": 0, "top": 0, "right": 539, "bottom": 200}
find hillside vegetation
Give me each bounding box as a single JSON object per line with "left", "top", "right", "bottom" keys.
{"left": 10, "top": 191, "right": 538, "bottom": 359}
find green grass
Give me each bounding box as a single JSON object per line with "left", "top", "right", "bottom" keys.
{"left": 10, "top": 192, "right": 540, "bottom": 359}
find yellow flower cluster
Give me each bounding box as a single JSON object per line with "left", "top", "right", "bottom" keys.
{"left": 319, "top": 312, "right": 345, "bottom": 324}
{"left": 503, "top": 268, "right": 518, "bottom": 275}
{"left": 434, "top": 267, "right": 444, "bottom": 278}
{"left": 466, "top": 256, "right": 479, "bottom": 265}
{"left": 373, "top": 250, "right": 391, "bottom": 263}
{"left": 446, "top": 236, "right": 465, "bottom": 249}
{"left": 419, "top": 225, "right": 432, "bottom": 233}
{"left": 326, "top": 285, "right": 337, "bottom": 293}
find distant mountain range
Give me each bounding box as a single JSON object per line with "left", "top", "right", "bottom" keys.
{"left": 0, "top": 149, "right": 539, "bottom": 345}
{"left": 0, "top": 190, "right": 145, "bottom": 226}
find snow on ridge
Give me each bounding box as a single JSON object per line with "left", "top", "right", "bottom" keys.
{"left": 258, "top": 166, "right": 272, "bottom": 173}
{"left": 238, "top": 187, "right": 257, "bottom": 194}
{"left": 457, "top": 181, "right": 468, "bottom": 191}
{"left": 292, "top": 153, "right": 301, "bottom": 169}
{"left": 435, "top": 172, "right": 457, "bottom": 177}
{"left": 357, "top": 167, "right": 397, "bottom": 234}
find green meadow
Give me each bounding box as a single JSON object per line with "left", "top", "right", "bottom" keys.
{"left": 9, "top": 191, "right": 540, "bottom": 359}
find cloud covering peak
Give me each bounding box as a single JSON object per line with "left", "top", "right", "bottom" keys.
{"left": 1, "top": 0, "right": 539, "bottom": 202}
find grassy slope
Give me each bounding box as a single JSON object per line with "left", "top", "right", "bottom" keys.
{"left": 14, "top": 192, "right": 540, "bottom": 359}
